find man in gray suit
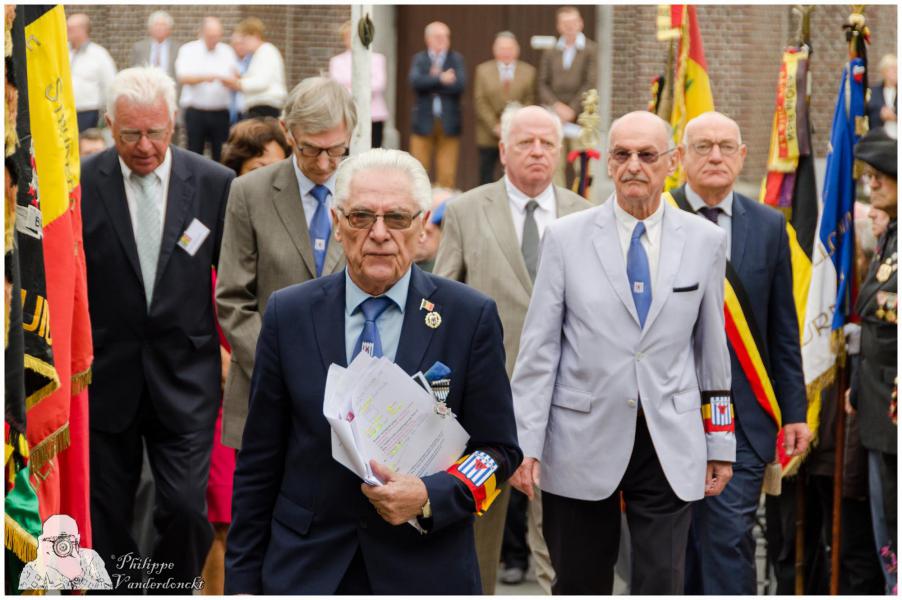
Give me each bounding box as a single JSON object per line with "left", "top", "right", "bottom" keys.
{"left": 510, "top": 111, "right": 735, "bottom": 594}
{"left": 216, "top": 77, "right": 355, "bottom": 448}
{"left": 131, "top": 11, "right": 180, "bottom": 80}
{"left": 434, "top": 104, "right": 589, "bottom": 593}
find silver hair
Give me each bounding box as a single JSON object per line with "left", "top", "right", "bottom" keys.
{"left": 494, "top": 31, "right": 517, "bottom": 43}
{"left": 500, "top": 104, "right": 563, "bottom": 146}
{"left": 147, "top": 10, "right": 173, "bottom": 30}
{"left": 681, "top": 111, "right": 743, "bottom": 145}
{"left": 282, "top": 77, "right": 358, "bottom": 138}
{"left": 878, "top": 53, "right": 897, "bottom": 74}
{"left": 424, "top": 21, "right": 449, "bottom": 38}
{"left": 106, "top": 66, "right": 177, "bottom": 123}
{"left": 608, "top": 111, "right": 675, "bottom": 150}
{"left": 333, "top": 149, "right": 432, "bottom": 213}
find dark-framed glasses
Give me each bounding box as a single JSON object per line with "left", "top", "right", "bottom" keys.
{"left": 337, "top": 208, "right": 422, "bottom": 230}
{"left": 690, "top": 140, "right": 741, "bottom": 156}
{"left": 296, "top": 143, "right": 348, "bottom": 158}
{"left": 119, "top": 128, "right": 168, "bottom": 144}
{"left": 609, "top": 146, "right": 676, "bottom": 164}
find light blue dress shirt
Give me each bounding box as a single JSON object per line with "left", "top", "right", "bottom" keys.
{"left": 291, "top": 157, "right": 337, "bottom": 228}
{"left": 685, "top": 185, "right": 734, "bottom": 260}
{"left": 344, "top": 267, "right": 412, "bottom": 364}
{"left": 428, "top": 50, "right": 447, "bottom": 117}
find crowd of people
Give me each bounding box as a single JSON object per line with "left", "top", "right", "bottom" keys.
{"left": 60, "top": 5, "right": 898, "bottom": 596}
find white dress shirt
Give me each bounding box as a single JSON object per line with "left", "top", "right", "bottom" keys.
{"left": 69, "top": 41, "right": 117, "bottom": 112}
{"left": 612, "top": 194, "right": 664, "bottom": 287}
{"left": 497, "top": 61, "right": 516, "bottom": 82}
{"left": 119, "top": 148, "right": 172, "bottom": 239}
{"left": 149, "top": 40, "right": 170, "bottom": 71}
{"left": 174, "top": 40, "right": 238, "bottom": 110}
{"left": 685, "top": 185, "right": 734, "bottom": 260}
{"left": 239, "top": 42, "right": 287, "bottom": 110}
{"left": 291, "top": 157, "right": 337, "bottom": 228}
{"left": 505, "top": 176, "right": 556, "bottom": 246}
{"left": 556, "top": 32, "right": 586, "bottom": 71}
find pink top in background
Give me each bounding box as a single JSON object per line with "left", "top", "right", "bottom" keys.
{"left": 328, "top": 49, "right": 389, "bottom": 122}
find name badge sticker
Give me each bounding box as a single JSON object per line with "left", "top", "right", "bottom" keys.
{"left": 177, "top": 218, "right": 211, "bottom": 256}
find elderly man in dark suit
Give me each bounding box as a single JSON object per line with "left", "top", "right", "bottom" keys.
{"left": 408, "top": 21, "right": 465, "bottom": 189}
{"left": 81, "top": 66, "right": 234, "bottom": 588}
{"left": 867, "top": 54, "right": 897, "bottom": 130}
{"left": 225, "top": 148, "right": 521, "bottom": 594}
{"left": 675, "top": 111, "right": 810, "bottom": 595}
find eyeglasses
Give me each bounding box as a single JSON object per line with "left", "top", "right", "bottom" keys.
{"left": 337, "top": 208, "right": 422, "bottom": 230}
{"left": 118, "top": 128, "right": 169, "bottom": 144}
{"left": 689, "top": 140, "right": 741, "bottom": 156}
{"left": 609, "top": 146, "right": 676, "bottom": 164}
{"left": 296, "top": 143, "right": 348, "bottom": 158}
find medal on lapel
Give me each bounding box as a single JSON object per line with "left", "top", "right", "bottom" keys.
{"left": 420, "top": 298, "right": 442, "bottom": 329}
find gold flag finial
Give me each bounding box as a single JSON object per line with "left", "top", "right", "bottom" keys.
{"left": 576, "top": 89, "right": 601, "bottom": 150}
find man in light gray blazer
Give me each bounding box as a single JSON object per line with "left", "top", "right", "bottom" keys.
{"left": 215, "top": 77, "right": 355, "bottom": 448}
{"left": 131, "top": 11, "right": 180, "bottom": 80}
{"left": 510, "top": 111, "right": 735, "bottom": 595}
{"left": 434, "top": 105, "right": 589, "bottom": 593}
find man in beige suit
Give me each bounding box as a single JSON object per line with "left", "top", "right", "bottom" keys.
{"left": 538, "top": 6, "right": 598, "bottom": 186}
{"left": 216, "top": 77, "right": 356, "bottom": 448}
{"left": 434, "top": 105, "right": 589, "bottom": 593}
{"left": 474, "top": 32, "right": 537, "bottom": 185}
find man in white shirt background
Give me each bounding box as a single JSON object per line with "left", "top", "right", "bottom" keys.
{"left": 68, "top": 13, "right": 117, "bottom": 133}
{"left": 221, "top": 17, "right": 286, "bottom": 120}
{"left": 175, "top": 17, "right": 237, "bottom": 162}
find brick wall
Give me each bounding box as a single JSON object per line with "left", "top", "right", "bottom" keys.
{"left": 68, "top": 4, "right": 896, "bottom": 186}
{"left": 611, "top": 4, "right": 897, "bottom": 184}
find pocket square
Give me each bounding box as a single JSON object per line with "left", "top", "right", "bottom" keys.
{"left": 673, "top": 283, "right": 699, "bottom": 293}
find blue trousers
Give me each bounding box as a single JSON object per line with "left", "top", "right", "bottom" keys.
{"left": 685, "top": 425, "right": 765, "bottom": 595}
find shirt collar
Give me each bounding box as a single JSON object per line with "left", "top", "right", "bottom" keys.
{"left": 612, "top": 193, "right": 665, "bottom": 231}
{"left": 684, "top": 184, "right": 733, "bottom": 217}
{"left": 504, "top": 175, "right": 555, "bottom": 213}
{"left": 292, "top": 156, "right": 336, "bottom": 199}
{"left": 428, "top": 50, "right": 447, "bottom": 63}
{"left": 345, "top": 267, "right": 412, "bottom": 316}
{"left": 118, "top": 147, "right": 172, "bottom": 184}
{"left": 556, "top": 32, "right": 586, "bottom": 51}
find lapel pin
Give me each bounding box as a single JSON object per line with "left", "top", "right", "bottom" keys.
{"left": 425, "top": 311, "right": 442, "bottom": 329}
{"left": 420, "top": 298, "right": 435, "bottom": 312}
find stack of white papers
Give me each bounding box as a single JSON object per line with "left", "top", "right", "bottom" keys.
{"left": 324, "top": 352, "right": 469, "bottom": 487}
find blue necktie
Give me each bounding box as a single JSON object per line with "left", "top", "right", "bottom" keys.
{"left": 627, "top": 221, "right": 652, "bottom": 328}
{"left": 309, "top": 184, "right": 331, "bottom": 277}
{"left": 352, "top": 297, "right": 394, "bottom": 360}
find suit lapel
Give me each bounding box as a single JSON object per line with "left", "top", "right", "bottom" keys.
{"left": 154, "top": 148, "right": 193, "bottom": 291}
{"left": 555, "top": 186, "right": 585, "bottom": 217}
{"left": 322, "top": 225, "right": 344, "bottom": 275}
{"left": 394, "top": 266, "right": 439, "bottom": 375}
{"left": 730, "top": 193, "right": 749, "bottom": 272}
{"left": 641, "top": 202, "right": 685, "bottom": 336}
{"left": 313, "top": 275, "right": 348, "bottom": 370}
{"left": 483, "top": 181, "right": 533, "bottom": 294}
{"left": 593, "top": 200, "right": 640, "bottom": 326}
{"left": 271, "top": 159, "right": 316, "bottom": 278}
{"left": 97, "top": 151, "right": 143, "bottom": 288}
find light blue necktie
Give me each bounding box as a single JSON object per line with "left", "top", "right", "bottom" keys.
{"left": 352, "top": 297, "right": 394, "bottom": 360}
{"left": 132, "top": 173, "right": 163, "bottom": 307}
{"left": 627, "top": 221, "right": 652, "bottom": 328}
{"left": 309, "top": 184, "right": 331, "bottom": 277}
